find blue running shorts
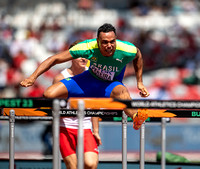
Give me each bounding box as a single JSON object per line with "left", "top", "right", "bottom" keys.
{"left": 60, "top": 70, "right": 124, "bottom": 98}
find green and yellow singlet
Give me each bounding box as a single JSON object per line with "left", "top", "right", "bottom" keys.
{"left": 69, "top": 39, "right": 137, "bottom": 81}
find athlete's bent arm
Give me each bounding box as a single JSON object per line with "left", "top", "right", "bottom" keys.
{"left": 20, "top": 50, "right": 73, "bottom": 87}
{"left": 133, "top": 48, "right": 149, "bottom": 97}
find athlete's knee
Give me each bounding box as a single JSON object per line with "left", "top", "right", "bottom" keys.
{"left": 44, "top": 82, "right": 68, "bottom": 98}
{"left": 84, "top": 159, "right": 98, "bottom": 169}
{"left": 110, "top": 85, "right": 130, "bottom": 98}
{"left": 84, "top": 152, "right": 98, "bottom": 169}
{"left": 43, "top": 87, "right": 54, "bottom": 98}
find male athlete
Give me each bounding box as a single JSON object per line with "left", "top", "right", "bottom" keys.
{"left": 20, "top": 23, "right": 150, "bottom": 130}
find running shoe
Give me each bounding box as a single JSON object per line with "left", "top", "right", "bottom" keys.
{"left": 133, "top": 109, "right": 148, "bottom": 130}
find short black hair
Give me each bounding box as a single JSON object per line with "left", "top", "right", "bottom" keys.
{"left": 97, "top": 23, "right": 116, "bottom": 38}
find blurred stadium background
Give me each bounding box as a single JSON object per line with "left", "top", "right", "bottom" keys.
{"left": 0, "top": 0, "right": 200, "bottom": 167}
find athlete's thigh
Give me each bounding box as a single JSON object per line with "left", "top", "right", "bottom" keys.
{"left": 84, "top": 129, "right": 98, "bottom": 154}
{"left": 60, "top": 127, "right": 77, "bottom": 158}
{"left": 84, "top": 129, "right": 99, "bottom": 168}
{"left": 84, "top": 152, "right": 98, "bottom": 168}
{"left": 61, "top": 71, "right": 101, "bottom": 97}
{"left": 44, "top": 82, "right": 68, "bottom": 98}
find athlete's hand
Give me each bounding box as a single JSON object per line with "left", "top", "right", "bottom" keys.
{"left": 93, "top": 132, "right": 102, "bottom": 146}
{"left": 20, "top": 77, "right": 36, "bottom": 87}
{"left": 137, "top": 82, "right": 150, "bottom": 97}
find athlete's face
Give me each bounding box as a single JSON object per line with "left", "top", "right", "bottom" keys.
{"left": 72, "top": 58, "right": 88, "bottom": 68}
{"left": 97, "top": 31, "right": 116, "bottom": 57}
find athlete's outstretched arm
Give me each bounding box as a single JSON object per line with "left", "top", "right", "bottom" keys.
{"left": 133, "top": 48, "right": 150, "bottom": 97}
{"left": 20, "top": 51, "right": 73, "bottom": 87}
{"left": 91, "top": 117, "right": 102, "bottom": 146}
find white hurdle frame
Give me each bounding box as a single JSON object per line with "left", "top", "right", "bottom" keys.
{"left": 76, "top": 100, "right": 146, "bottom": 169}
{"left": 161, "top": 118, "right": 167, "bottom": 169}
{"left": 122, "top": 111, "right": 128, "bottom": 169}
{"left": 140, "top": 123, "right": 145, "bottom": 169}
{"left": 9, "top": 109, "right": 15, "bottom": 169}
{"left": 139, "top": 119, "right": 167, "bottom": 169}
{"left": 52, "top": 99, "right": 61, "bottom": 169}
{"left": 77, "top": 100, "right": 85, "bottom": 169}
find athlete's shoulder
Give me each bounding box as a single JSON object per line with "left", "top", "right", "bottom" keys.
{"left": 70, "top": 39, "right": 98, "bottom": 51}
{"left": 85, "top": 39, "right": 98, "bottom": 49}
{"left": 116, "top": 39, "right": 137, "bottom": 54}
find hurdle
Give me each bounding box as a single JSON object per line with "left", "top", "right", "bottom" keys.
{"left": 1, "top": 98, "right": 200, "bottom": 169}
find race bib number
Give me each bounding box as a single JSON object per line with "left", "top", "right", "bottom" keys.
{"left": 90, "top": 65, "right": 115, "bottom": 81}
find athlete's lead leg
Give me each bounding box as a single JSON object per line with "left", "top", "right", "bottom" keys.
{"left": 110, "top": 85, "right": 148, "bottom": 130}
